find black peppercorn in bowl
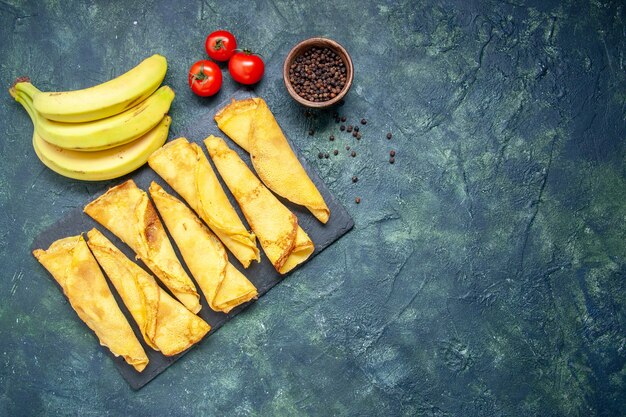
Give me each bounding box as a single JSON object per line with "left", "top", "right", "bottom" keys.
{"left": 283, "top": 37, "right": 354, "bottom": 108}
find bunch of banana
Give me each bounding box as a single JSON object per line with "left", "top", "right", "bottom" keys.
{"left": 9, "top": 54, "right": 174, "bottom": 181}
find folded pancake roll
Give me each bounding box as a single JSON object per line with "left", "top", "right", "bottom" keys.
{"left": 83, "top": 179, "right": 201, "bottom": 314}
{"left": 214, "top": 97, "right": 330, "bottom": 224}
{"left": 149, "top": 182, "right": 258, "bottom": 313}
{"left": 204, "top": 135, "right": 315, "bottom": 274}
{"left": 148, "top": 138, "right": 260, "bottom": 268}
{"left": 86, "top": 229, "right": 211, "bottom": 356}
{"left": 32, "top": 235, "right": 149, "bottom": 372}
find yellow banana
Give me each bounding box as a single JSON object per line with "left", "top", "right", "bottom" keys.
{"left": 15, "top": 54, "right": 167, "bottom": 123}
{"left": 32, "top": 117, "right": 171, "bottom": 181}
{"left": 14, "top": 85, "right": 174, "bottom": 151}
{"left": 15, "top": 90, "right": 172, "bottom": 181}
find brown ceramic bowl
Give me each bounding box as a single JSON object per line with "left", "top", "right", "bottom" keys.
{"left": 283, "top": 37, "right": 353, "bottom": 108}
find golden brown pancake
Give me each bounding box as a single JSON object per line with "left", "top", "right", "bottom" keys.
{"left": 33, "top": 235, "right": 149, "bottom": 372}
{"left": 149, "top": 182, "right": 257, "bottom": 313}
{"left": 148, "top": 138, "right": 260, "bottom": 268}
{"left": 204, "top": 135, "right": 314, "bottom": 274}
{"left": 83, "top": 179, "right": 201, "bottom": 313}
{"left": 87, "top": 229, "right": 211, "bottom": 356}
{"left": 215, "top": 97, "right": 330, "bottom": 223}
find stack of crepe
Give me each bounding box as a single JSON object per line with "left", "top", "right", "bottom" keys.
{"left": 32, "top": 178, "right": 261, "bottom": 371}
{"left": 204, "top": 135, "right": 315, "bottom": 274}
{"left": 34, "top": 229, "right": 212, "bottom": 371}
{"left": 148, "top": 181, "right": 257, "bottom": 313}
{"left": 32, "top": 95, "right": 332, "bottom": 373}
{"left": 33, "top": 235, "right": 150, "bottom": 372}
{"left": 148, "top": 138, "right": 259, "bottom": 268}
{"left": 86, "top": 228, "right": 211, "bottom": 356}
{"left": 215, "top": 97, "right": 330, "bottom": 224}
{"left": 83, "top": 179, "right": 202, "bottom": 314}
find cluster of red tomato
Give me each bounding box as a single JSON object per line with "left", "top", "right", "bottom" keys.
{"left": 188, "top": 30, "right": 265, "bottom": 97}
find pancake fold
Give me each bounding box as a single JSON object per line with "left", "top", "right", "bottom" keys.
{"left": 148, "top": 138, "right": 259, "bottom": 268}
{"left": 204, "top": 135, "right": 314, "bottom": 274}
{"left": 33, "top": 235, "right": 149, "bottom": 372}
{"left": 149, "top": 182, "right": 258, "bottom": 313}
{"left": 86, "top": 229, "right": 211, "bottom": 356}
{"left": 83, "top": 179, "right": 201, "bottom": 314}
{"left": 215, "top": 97, "right": 330, "bottom": 223}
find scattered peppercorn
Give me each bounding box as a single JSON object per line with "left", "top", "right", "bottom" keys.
{"left": 390, "top": 150, "right": 396, "bottom": 157}
{"left": 341, "top": 116, "right": 347, "bottom": 122}
{"left": 333, "top": 149, "right": 339, "bottom": 155}
{"left": 347, "top": 125, "right": 353, "bottom": 132}
{"left": 352, "top": 176, "right": 358, "bottom": 183}
{"left": 309, "top": 129, "right": 315, "bottom": 135}
{"left": 361, "top": 118, "right": 367, "bottom": 125}
{"left": 353, "top": 126, "right": 359, "bottom": 132}
{"left": 329, "top": 134, "right": 335, "bottom": 141}
{"left": 333, "top": 111, "right": 339, "bottom": 118}
{"left": 340, "top": 125, "right": 346, "bottom": 131}
{"left": 324, "top": 152, "right": 329, "bottom": 159}
{"left": 389, "top": 157, "right": 395, "bottom": 164}
{"left": 355, "top": 197, "right": 361, "bottom": 204}
{"left": 387, "top": 132, "right": 392, "bottom": 139}
{"left": 345, "top": 145, "right": 350, "bottom": 150}
{"left": 351, "top": 151, "right": 356, "bottom": 157}
{"left": 289, "top": 47, "right": 347, "bottom": 102}
{"left": 356, "top": 132, "right": 362, "bottom": 140}
{"left": 352, "top": 131, "right": 358, "bottom": 137}
{"left": 318, "top": 152, "right": 324, "bottom": 159}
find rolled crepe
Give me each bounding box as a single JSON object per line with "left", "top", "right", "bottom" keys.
{"left": 148, "top": 138, "right": 260, "bottom": 268}
{"left": 149, "top": 182, "right": 258, "bottom": 313}
{"left": 83, "top": 179, "right": 201, "bottom": 314}
{"left": 204, "top": 135, "right": 314, "bottom": 274}
{"left": 215, "top": 97, "right": 330, "bottom": 223}
{"left": 86, "top": 229, "right": 211, "bottom": 356}
{"left": 33, "top": 235, "right": 149, "bottom": 372}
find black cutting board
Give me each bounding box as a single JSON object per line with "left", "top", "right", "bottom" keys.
{"left": 30, "top": 91, "right": 354, "bottom": 390}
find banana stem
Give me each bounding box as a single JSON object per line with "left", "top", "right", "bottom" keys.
{"left": 14, "top": 81, "right": 41, "bottom": 99}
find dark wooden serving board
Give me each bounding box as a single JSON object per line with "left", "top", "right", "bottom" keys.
{"left": 31, "top": 91, "right": 354, "bottom": 390}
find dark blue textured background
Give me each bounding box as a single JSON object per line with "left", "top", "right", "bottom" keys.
{"left": 1, "top": 1, "right": 625, "bottom": 416}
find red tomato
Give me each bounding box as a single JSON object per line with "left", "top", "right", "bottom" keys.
{"left": 188, "top": 60, "right": 222, "bottom": 97}
{"left": 228, "top": 50, "right": 265, "bottom": 85}
{"left": 205, "top": 30, "right": 237, "bottom": 62}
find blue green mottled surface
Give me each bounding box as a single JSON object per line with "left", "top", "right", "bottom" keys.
{"left": 1, "top": 0, "right": 625, "bottom": 416}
